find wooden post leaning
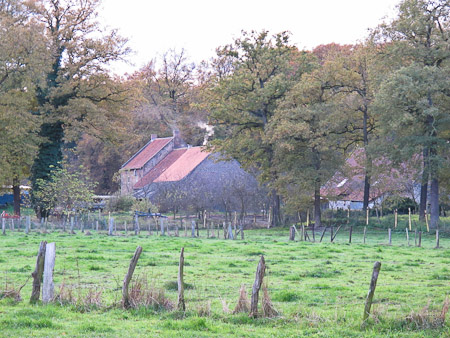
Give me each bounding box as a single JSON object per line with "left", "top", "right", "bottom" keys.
{"left": 122, "top": 246, "right": 143, "bottom": 308}
{"left": 177, "top": 247, "right": 185, "bottom": 312}
{"left": 249, "top": 255, "right": 266, "bottom": 318}
{"left": 362, "top": 261, "right": 382, "bottom": 326}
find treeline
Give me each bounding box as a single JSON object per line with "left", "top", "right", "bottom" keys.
{"left": 0, "top": 0, "right": 448, "bottom": 227}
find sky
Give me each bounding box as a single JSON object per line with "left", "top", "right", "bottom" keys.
{"left": 98, "top": 0, "right": 401, "bottom": 76}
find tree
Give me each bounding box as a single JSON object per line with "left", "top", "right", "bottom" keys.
{"left": 374, "top": 0, "right": 450, "bottom": 228}
{"left": 34, "top": 160, "right": 96, "bottom": 217}
{"left": 0, "top": 0, "right": 46, "bottom": 215}
{"left": 269, "top": 57, "right": 353, "bottom": 227}
{"left": 26, "top": 0, "right": 129, "bottom": 216}
{"left": 208, "top": 30, "right": 313, "bottom": 226}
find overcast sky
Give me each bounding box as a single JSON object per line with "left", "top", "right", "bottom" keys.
{"left": 99, "top": 0, "right": 401, "bottom": 76}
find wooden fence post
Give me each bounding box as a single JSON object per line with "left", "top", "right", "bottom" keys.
{"left": 228, "top": 223, "right": 234, "bottom": 240}
{"left": 177, "top": 247, "right": 185, "bottom": 312}
{"left": 134, "top": 214, "right": 139, "bottom": 235}
{"left": 122, "top": 246, "right": 143, "bottom": 308}
{"left": 30, "top": 241, "right": 47, "bottom": 303}
{"left": 249, "top": 255, "right": 266, "bottom": 318}
{"left": 366, "top": 208, "right": 369, "bottom": 226}
{"left": 414, "top": 229, "right": 417, "bottom": 246}
{"left": 408, "top": 208, "right": 412, "bottom": 231}
{"left": 435, "top": 230, "right": 440, "bottom": 249}
{"left": 418, "top": 231, "right": 422, "bottom": 247}
{"left": 362, "top": 261, "right": 381, "bottom": 325}
{"left": 406, "top": 228, "right": 409, "bottom": 246}
{"left": 363, "top": 226, "right": 367, "bottom": 244}
{"left": 108, "top": 217, "right": 114, "bottom": 236}
{"left": 425, "top": 210, "right": 429, "bottom": 232}
{"left": 26, "top": 216, "right": 30, "bottom": 234}
{"left": 394, "top": 209, "right": 398, "bottom": 228}
{"left": 191, "top": 221, "right": 196, "bottom": 238}
{"left": 319, "top": 227, "right": 327, "bottom": 242}
{"left": 42, "top": 242, "right": 56, "bottom": 303}
{"left": 158, "top": 218, "right": 163, "bottom": 236}
{"left": 289, "top": 226, "right": 295, "bottom": 241}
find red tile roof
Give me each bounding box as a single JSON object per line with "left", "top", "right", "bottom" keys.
{"left": 122, "top": 138, "right": 172, "bottom": 170}
{"left": 154, "top": 147, "right": 210, "bottom": 183}
{"left": 133, "top": 149, "right": 187, "bottom": 189}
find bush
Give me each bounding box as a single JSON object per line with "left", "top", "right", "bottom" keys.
{"left": 107, "top": 195, "right": 135, "bottom": 212}
{"left": 132, "top": 199, "right": 158, "bottom": 213}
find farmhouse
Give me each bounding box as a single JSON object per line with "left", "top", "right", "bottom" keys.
{"left": 321, "top": 149, "right": 420, "bottom": 210}
{"left": 120, "top": 131, "right": 262, "bottom": 212}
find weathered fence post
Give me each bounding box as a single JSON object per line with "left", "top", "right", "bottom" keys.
{"left": 108, "top": 217, "right": 114, "bottom": 236}
{"left": 319, "top": 227, "right": 326, "bottom": 242}
{"left": 191, "top": 220, "right": 196, "bottom": 238}
{"left": 408, "top": 207, "right": 412, "bottom": 231}
{"left": 26, "top": 216, "right": 30, "bottom": 234}
{"left": 160, "top": 218, "right": 165, "bottom": 236}
{"left": 388, "top": 228, "right": 392, "bottom": 245}
{"left": 425, "top": 210, "right": 430, "bottom": 232}
{"left": 122, "top": 246, "right": 143, "bottom": 308}
{"left": 249, "top": 255, "right": 266, "bottom": 318}
{"left": 134, "top": 213, "right": 139, "bottom": 235}
{"left": 177, "top": 247, "right": 185, "bottom": 312}
{"left": 394, "top": 209, "right": 398, "bottom": 228}
{"left": 42, "top": 242, "right": 56, "bottom": 303}
{"left": 349, "top": 226, "right": 353, "bottom": 244}
{"left": 362, "top": 261, "right": 382, "bottom": 326}
{"left": 405, "top": 228, "right": 409, "bottom": 246}
{"left": 2, "top": 217, "right": 5, "bottom": 235}
{"left": 228, "top": 223, "right": 234, "bottom": 240}
{"left": 435, "top": 230, "right": 440, "bottom": 249}
{"left": 30, "top": 241, "right": 47, "bottom": 303}
{"left": 289, "top": 226, "right": 295, "bottom": 241}
{"left": 366, "top": 208, "right": 369, "bottom": 226}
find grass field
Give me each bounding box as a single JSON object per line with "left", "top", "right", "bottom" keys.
{"left": 0, "top": 226, "right": 449, "bottom": 337}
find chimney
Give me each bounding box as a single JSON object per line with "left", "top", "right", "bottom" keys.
{"left": 151, "top": 134, "right": 157, "bottom": 141}
{"left": 173, "top": 129, "right": 184, "bottom": 148}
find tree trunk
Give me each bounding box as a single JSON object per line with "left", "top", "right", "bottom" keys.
{"left": 270, "top": 190, "right": 282, "bottom": 227}
{"left": 419, "top": 147, "right": 429, "bottom": 222}
{"left": 12, "top": 177, "right": 21, "bottom": 216}
{"left": 314, "top": 181, "right": 321, "bottom": 228}
{"left": 362, "top": 108, "right": 371, "bottom": 211}
{"left": 429, "top": 177, "right": 439, "bottom": 229}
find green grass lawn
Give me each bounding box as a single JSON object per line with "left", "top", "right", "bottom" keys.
{"left": 0, "top": 226, "right": 448, "bottom": 337}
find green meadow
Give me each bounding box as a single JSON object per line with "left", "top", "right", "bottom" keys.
{"left": 0, "top": 226, "right": 448, "bottom": 337}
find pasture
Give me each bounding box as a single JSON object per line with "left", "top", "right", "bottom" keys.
{"left": 0, "top": 226, "right": 449, "bottom": 337}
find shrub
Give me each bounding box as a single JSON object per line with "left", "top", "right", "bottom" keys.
{"left": 107, "top": 195, "right": 134, "bottom": 212}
